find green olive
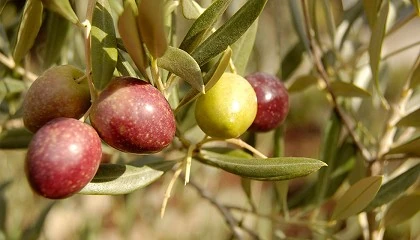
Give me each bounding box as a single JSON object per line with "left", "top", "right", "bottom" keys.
{"left": 195, "top": 72, "right": 257, "bottom": 139}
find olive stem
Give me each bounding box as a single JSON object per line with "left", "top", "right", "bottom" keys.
{"left": 0, "top": 52, "right": 37, "bottom": 81}
{"left": 151, "top": 58, "right": 165, "bottom": 94}
{"left": 161, "top": 164, "right": 183, "bottom": 218}
{"left": 199, "top": 137, "right": 267, "bottom": 159}
{"left": 184, "top": 145, "right": 195, "bottom": 185}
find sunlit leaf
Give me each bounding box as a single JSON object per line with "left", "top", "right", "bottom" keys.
{"left": 231, "top": 20, "right": 258, "bottom": 76}
{"left": 0, "top": 128, "right": 33, "bottom": 149}
{"left": 91, "top": 0, "right": 118, "bottom": 90}
{"left": 13, "top": 0, "right": 43, "bottom": 64}
{"left": 368, "top": 0, "right": 388, "bottom": 106}
{"left": 79, "top": 161, "right": 177, "bottom": 195}
{"left": 412, "top": 0, "right": 420, "bottom": 16}
{"left": 179, "top": 0, "right": 232, "bottom": 53}
{"left": 157, "top": 46, "right": 204, "bottom": 93}
{"left": 43, "top": 12, "right": 70, "bottom": 69}
{"left": 195, "top": 149, "right": 326, "bottom": 181}
{"left": 288, "top": 75, "right": 318, "bottom": 93}
{"left": 180, "top": 0, "right": 204, "bottom": 20}
{"left": 365, "top": 164, "right": 420, "bottom": 211}
{"left": 329, "top": 81, "right": 371, "bottom": 98}
{"left": 331, "top": 176, "right": 382, "bottom": 221}
{"left": 138, "top": 0, "right": 167, "bottom": 58}
{"left": 118, "top": 0, "right": 148, "bottom": 77}
{"left": 21, "top": 202, "right": 55, "bottom": 240}
{"left": 387, "top": 136, "right": 420, "bottom": 157}
{"left": 41, "top": 0, "right": 79, "bottom": 24}
{"left": 396, "top": 108, "right": 420, "bottom": 128}
{"left": 176, "top": 47, "right": 231, "bottom": 111}
{"left": 191, "top": 0, "right": 267, "bottom": 66}
{"left": 384, "top": 194, "right": 420, "bottom": 226}
{"left": 115, "top": 50, "right": 138, "bottom": 78}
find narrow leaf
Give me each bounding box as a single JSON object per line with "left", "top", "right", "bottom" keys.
{"left": 368, "top": 0, "right": 388, "bottom": 106}
{"left": 329, "top": 81, "right": 371, "bottom": 98}
{"left": 409, "top": 56, "right": 420, "bottom": 88}
{"left": 365, "top": 164, "right": 420, "bottom": 211}
{"left": 280, "top": 42, "right": 305, "bottom": 80}
{"left": 41, "top": 0, "right": 79, "bottom": 24}
{"left": 231, "top": 20, "right": 258, "bottom": 76}
{"left": 191, "top": 0, "right": 267, "bottom": 66}
{"left": 0, "top": 180, "right": 12, "bottom": 232}
{"left": 79, "top": 161, "right": 177, "bottom": 195}
{"left": 91, "top": 0, "right": 118, "bottom": 90}
{"left": 157, "top": 46, "right": 204, "bottom": 93}
{"left": 384, "top": 194, "right": 420, "bottom": 226}
{"left": 331, "top": 176, "right": 382, "bottom": 221}
{"left": 43, "top": 12, "right": 70, "bottom": 69}
{"left": 179, "top": 0, "right": 232, "bottom": 53}
{"left": 396, "top": 108, "right": 420, "bottom": 128}
{"left": 412, "top": 0, "right": 420, "bottom": 16}
{"left": 0, "top": 128, "right": 33, "bottom": 149}
{"left": 21, "top": 203, "right": 55, "bottom": 240}
{"left": 195, "top": 150, "right": 327, "bottom": 181}
{"left": 288, "top": 75, "right": 318, "bottom": 93}
{"left": 116, "top": 50, "right": 138, "bottom": 78}
{"left": 387, "top": 136, "right": 420, "bottom": 157}
{"left": 118, "top": 0, "right": 148, "bottom": 77}
{"left": 137, "top": 0, "right": 168, "bottom": 58}
{"left": 176, "top": 47, "right": 231, "bottom": 111}
{"left": 0, "top": 24, "right": 10, "bottom": 56}
{"left": 13, "top": 0, "right": 43, "bottom": 64}
{"left": 362, "top": 0, "right": 382, "bottom": 29}
{"left": 180, "top": 0, "right": 204, "bottom": 20}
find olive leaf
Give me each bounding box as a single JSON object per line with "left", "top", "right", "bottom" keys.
{"left": 386, "top": 136, "right": 420, "bottom": 157}
{"left": 43, "top": 12, "right": 70, "bottom": 69}
{"left": 288, "top": 75, "right": 318, "bottom": 93}
{"left": 0, "top": 180, "right": 12, "bottom": 233}
{"left": 396, "top": 108, "right": 420, "bottom": 128}
{"left": 329, "top": 81, "right": 371, "bottom": 98}
{"left": 231, "top": 19, "right": 258, "bottom": 76}
{"left": 365, "top": 163, "right": 420, "bottom": 211}
{"left": 13, "top": 0, "right": 43, "bottom": 64}
{"left": 362, "top": 0, "right": 382, "bottom": 29}
{"left": 384, "top": 194, "right": 420, "bottom": 226}
{"left": 195, "top": 149, "right": 326, "bottom": 181}
{"left": 0, "top": 128, "right": 33, "bottom": 149}
{"left": 409, "top": 56, "right": 420, "bottom": 88}
{"left": 0, "top": 24, "right": 10, "bottom": 56}
{"left": 180, "top": 0, "right": 204, "bottom": 20}
{"left": 118, "top": 0, "right": 148, "bottom": 78}
{"left": 41, "top": 0, "right": 79, "bottom": 24}
{"left": 79, "top": 161, "right": 177, "bottom": 195}
{"left": 176, "top": 47, "right": 231, "bottom": 111}
{"left": 331, "top": 176, "right": 382, "bottom": 221}
{"left": 91, "top": 0, "right": 118, "bottom": 90}
{"left": 412, "top": 0, "right": 420, "bottom": 16}
{"left": 116, "top": 50, "right": 138, "bottom": 78}
{"left": 368, "top": 0, "right": 388, "bottom": 106}
{"left": 191, "top": 0, "right": 267, "bottom": 66}
{"left": 21, "top": 202, "right": 56, "bottom": 240}
{"left": 179, "top": 0, "right": 232, "bottom": 53}
{"left": 137, "top": 0, "right": 167, "bottom": 58}
{"left": 157, "top": 46, "right": 204, "bottom": 93}
{"left": 280, "top": 42, "right": 305, "bottom": 80}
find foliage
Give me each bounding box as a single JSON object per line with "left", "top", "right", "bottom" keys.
{"left": 0, "top": 0, "right": 420, "bottom": 239}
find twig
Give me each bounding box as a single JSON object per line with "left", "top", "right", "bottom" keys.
{"left": 0, "top": 52, "right": 38, "bottom": 81}
{"left": 300, "top": 0, "right": 372, "bottom": 162}
{"left": 161, "top": 166, "right": 183, "bottom": 218}
{"left": 180, "top": 174, "right": 249, "bottom": 240}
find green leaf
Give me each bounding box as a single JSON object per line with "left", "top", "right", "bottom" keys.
{"left": 288, "top": 0, "right": 310, "bottom": 55}
{"left": 195, "top": 149, "right": 327, "bottom": 181}
{"left": 331, "top": 176, "right": 382, "bottom": 221}
{"left": 91, "top": 0, "right": 118, "bottom": 90}
{"left": 365, "top": 163, "right": 420, "bottom": 211}
{"left": 21, "top": 202, "right": 55, "bottom": 240}
{"left": 180, "top": 0, "right": 204, "bottom": 20}
{"left": 137, "top": 0, "right": 167, "bottom": 58}
{"left": 41, "top": 0, "right": 79, "bottom": 24}
{"left": 115, "top": 50, "right": 138, "bottom": 78}
{"left": 387, "top": 136, "right": 420, "bottom": 157}
{"left": 118, "top": 0, "right": 148, "bottom": 78}
{"left": 13, "top": 0, "right": 43, "bottom": 64}
{"left": 231, "top": 20, "right": 258, "bottom": 76}
{"left": 288, "top": 75, "right": 318, "bottom": 93}
{"left": 362, "top": 0, "right": 382, "bottom": 29}
{"left": 191, "top": 0, "right": 267, "bottom": 66}
{"left": 0, "top": 24, "right": 10, "bottom": 56}
{"left": 280, "top": 42, "right": 305, "bottom": 80}
{"left": 0, "top": 180, "right": 12, "bottom": 233}
{"left": 329, "top": 81, "right": 371, "bottom": 98}
{"left": 368, "top": 0, "right": 388, "bottom": 106}
{"left": 0, "top": 78, "right": 26, "bottom": 96}
{"left": 409, "top": 57, "right": 420, "bottom": 88}
{"left": 157, "top": 46, "right": 204, "bottom": 93}
{"left": 396, "top": 108, "right": 420, "bottom": 128}
{"left": 412, "top": 0, "right": 420, "bottom": 16}
{"left": 384, "top": 194, "right": 420, "bottom": 226}
{"left": 43, "top": 12, "right": 70, "bottom": 69}
{"left": 79, "top": 160, "right": 177, "bottom": 195}
{"left": 0, "top": 128, "right": 33, "bottom": 149}
{"left": 179, "top": 0, "right": 232, "bottom": 53}
{"left": 176, "top": 47, "right": 231, "bottom": 111}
